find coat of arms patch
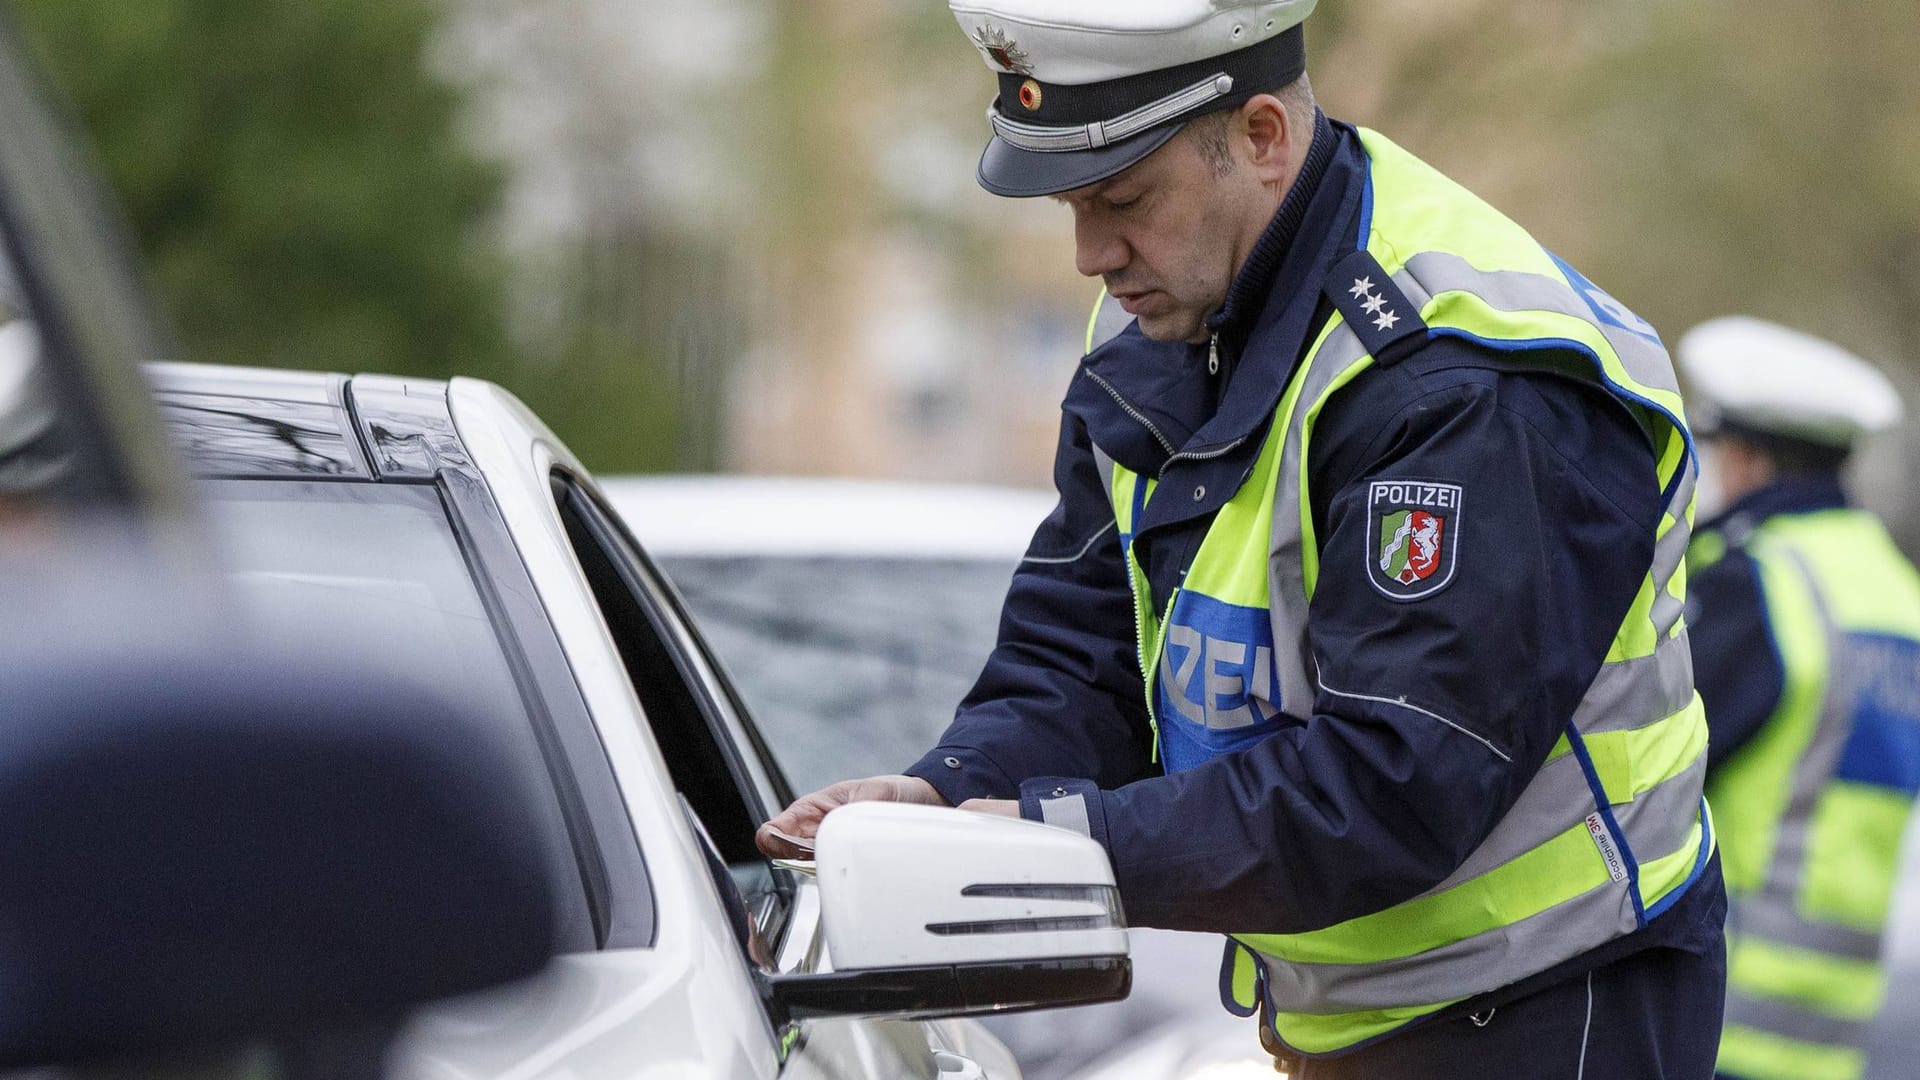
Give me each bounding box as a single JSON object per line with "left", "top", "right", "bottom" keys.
{"left": 1365, "top": 479, "right": 1462, "bottom": 601}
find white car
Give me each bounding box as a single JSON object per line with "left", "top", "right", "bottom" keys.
{"left": 605, "top": 476, "right": 1256, "bottom": 1079}
{"left": 150, "top": 364, "right": 1134, "bottom": 1080}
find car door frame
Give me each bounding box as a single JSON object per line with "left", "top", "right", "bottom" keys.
{"left": 447, "top": 375, "right": 786, "bottom": 1079}
{"left": 449, "top": 378, "right": 1022, "bottom": 1080}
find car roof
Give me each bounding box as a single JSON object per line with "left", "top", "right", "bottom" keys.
{"left": 146, "top": 362, "right": 455, "bottom": 480}
{"left": 599, "top": 475, "right": 1054, "bottom": 560}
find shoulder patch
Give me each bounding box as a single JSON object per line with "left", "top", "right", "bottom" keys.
{"left": 1365, "top": 479, "right": 1462, "bottom": 601}
{"left": 1325, "top": 250, "right": 1427, "bottom": 367}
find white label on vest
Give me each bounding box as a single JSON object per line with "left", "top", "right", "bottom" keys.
{"left": 1585, "top": 813, "right": 1628, "bottom": 883}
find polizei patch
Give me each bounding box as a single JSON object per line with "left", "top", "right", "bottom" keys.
{"left": 1365, "top": 479, "right": 1462, "bottom": 601}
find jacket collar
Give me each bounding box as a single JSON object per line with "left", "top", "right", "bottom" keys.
{"left": 1701, "top": 473, "right": 1850, "bottom": 543}
{"left": 1208, "top": 108, "right": 1339, "bottom": 354}
{"left": 1068, "top": 113, "right": 1366, "bottom": 479}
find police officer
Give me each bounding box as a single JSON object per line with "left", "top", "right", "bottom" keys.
{"left": 1677, "top": 317, "right": 1919, "bottom": 1080}
{"left": 760, "top": 2, "right": 1726, "bottom": 1075}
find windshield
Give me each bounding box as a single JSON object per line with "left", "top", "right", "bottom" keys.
{"left": 201, "top": 477, "right": 596, "bottom": 950}
{"left": 657, "top": 554, "right": 1014, "bottom": 793}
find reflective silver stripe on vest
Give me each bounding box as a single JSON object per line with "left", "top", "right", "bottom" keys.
{"left": 1725, "top": 989, "right": 1870, "bottom": 1050}
{"left": 1259, "top": 755, "right": 1704, "bottom": 1012}
{"left": 1265, "top": 322, "right": 1371, "bottom": 716}
{"left": 1092, "top": 445, "right": 1117, "bottom": 496}
{"left": 1090, "top": 294, "right": 1134, "bottom": 355}
{"left": 1757, "top": 551, "right": 1850, "bottom": 904}
{"left": 1650, "top": 459, "right": 1698, "bottom": 637}
{"left": 1573, "top": 633, "right": 1696, "bottom": 736}
{"left": 1430, "top": 734, "right": 1707, "bottom": 898}
{"left": 1400, "top": 252, "right": 1682, "bottom": 401}
{"left": 1733, "top": 898, "right": 1884, "bottom": 963}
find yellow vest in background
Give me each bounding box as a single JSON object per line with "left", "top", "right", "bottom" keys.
{"left": 1703, "top": 510, "right": 1920, "bottom": 1080}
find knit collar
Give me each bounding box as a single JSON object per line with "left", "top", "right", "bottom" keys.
{"left": 1206, "top": 107, "right": 1337, "bottom": 350}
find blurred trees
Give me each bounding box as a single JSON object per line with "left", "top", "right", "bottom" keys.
{"left": 1310, "top": 0, "right": 1920, "bottom": 547}
{"left": 14, "top": 0, "right": 514, "bottom": 383}
{"left": 13, "top": 0, "right": 724, "bottom": 472}
{"left": 13, "top": 0, "right": 1916, "bottom": 506}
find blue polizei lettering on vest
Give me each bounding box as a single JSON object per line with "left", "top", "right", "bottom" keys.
{"left": 1833, "top": 633, "right": 1920, "bottom": 794}
{"left": 1547, "top": 251, "right": 1662, "bottom": 344}
{"left": 1155, "top": 590, "right": 1284, "bottom": 774}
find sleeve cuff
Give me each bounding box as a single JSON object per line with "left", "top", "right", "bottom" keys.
{"left": 1018, "top": 776, "right": 1111, "bottom": 852}
{"left": 904, "top": 747, "right": 1018, "bottom": 807}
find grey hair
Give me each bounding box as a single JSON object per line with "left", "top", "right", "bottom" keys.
{"left": 1187, "top": 73, "right": 1317, "bottom": 178}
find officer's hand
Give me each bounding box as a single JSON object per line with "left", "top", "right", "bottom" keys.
{"left": 755, "top": 774, "right": 950, "bottom": 858}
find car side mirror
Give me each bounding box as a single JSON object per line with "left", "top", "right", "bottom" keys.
{"left": 767, "top": 802, "right": 1130, "bottom": 1021}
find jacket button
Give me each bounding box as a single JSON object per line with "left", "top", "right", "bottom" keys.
{"left": 1193, "top": 485, "right": 1207, "bottom": 501}
{"left": 944, "top": 756, "right": 962, "bottom": 769}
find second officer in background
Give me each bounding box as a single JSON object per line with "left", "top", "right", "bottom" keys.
{"left": 1680, "top": 317, "right": 1920, "bottom": 1080}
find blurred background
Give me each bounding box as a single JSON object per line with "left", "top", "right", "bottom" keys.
{"left": 15, "top": 2, "right": 1920, "bottom": 1076}
{"left": 13, "top": 0, "right": 1918, "bottom": 553}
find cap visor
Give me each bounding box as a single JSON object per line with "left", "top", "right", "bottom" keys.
{"left": 976, "top": 122, "right": 1185, "bottom": 198}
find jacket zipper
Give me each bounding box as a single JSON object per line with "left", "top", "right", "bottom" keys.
{"left": 1084, "top": 369, "right": 1176, "bottom": 455}
{"left": 1084, "top": 366, "right": 1248, "bottom": 478}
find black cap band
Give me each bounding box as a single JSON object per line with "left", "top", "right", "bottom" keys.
{"left": 976, "top": 23, "right": 1308, "bottom": 198}
{"left": 993, "top": 24, "right": 1305, "bottom": 130}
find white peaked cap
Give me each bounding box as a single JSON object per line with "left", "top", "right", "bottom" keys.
{"left": 950, "top": 0, "right": 1318, "bottom": 85}
{"left": 949, "top": 0, "right": 1319, "bottom": 197}
{"left": 1678, "top": 316, "right": 1905, "bottom": 448}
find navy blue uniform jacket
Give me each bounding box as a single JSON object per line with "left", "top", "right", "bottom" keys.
{"left": 907, "top": 115, "right": 1723, "bottom": 1015}
{"left": 1688, "top": 474, "right": 1849, "bottom": 772}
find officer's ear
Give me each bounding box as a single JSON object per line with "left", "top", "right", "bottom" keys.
{"left": 1237, "top": 94, "right": 1296, "bottom": 186}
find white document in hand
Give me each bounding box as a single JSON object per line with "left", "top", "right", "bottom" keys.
{"left": 766, "top": 825, "right": 816, "bottom": 853}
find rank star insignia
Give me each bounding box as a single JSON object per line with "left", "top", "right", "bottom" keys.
{"left": 972, "top": 23, "right": 1033, "bottom": 75}
{"left": 1361, "top": 294, "right": 1389, "bottom": 315}
{"left": 1373, "top": 309, "right": 1401, "bottom": 331}
{"left": 1347, "top": 277, "right": 1374, "bottom": 300}
{"left": 1365, "top": 479, "right": 1463, "bottom": 601}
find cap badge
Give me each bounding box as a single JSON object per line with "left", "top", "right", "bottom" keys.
{"left": 1018, "top": 79, "right": 1043, "bottom": 111}
{"left": 972, "top": 23, "right": 1033, "bottom": 75}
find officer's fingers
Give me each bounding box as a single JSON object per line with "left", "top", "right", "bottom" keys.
{"left": 754, "top": 820, "right": 812, "bottom": 859}
{"left": 763, "top": 792, "right": 833, "bottom": 835}
{"left": 755, "top": 777, "right": 950, "bottom": 857}
{"left": 756, "top": 796, "right": 836, "bottom": 858}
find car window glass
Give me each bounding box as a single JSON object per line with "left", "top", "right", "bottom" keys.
{"left": 656, "top": 555, "right": 1015, "bottom": 793}
{"left": 201, "top": 478, "right": 599, "bottom": 953}
{"left": 551, "top": 472, "right": 792, "bottom": 946}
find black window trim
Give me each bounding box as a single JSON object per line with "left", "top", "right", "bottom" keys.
{"left": 550, "top": 469, "right": 800, "bottom": 942}
{"left": 552, "top": 470, "right": 796, "bottom": 810}
{"left": 438, "top": 467, "right": 657, "bottom": 950}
